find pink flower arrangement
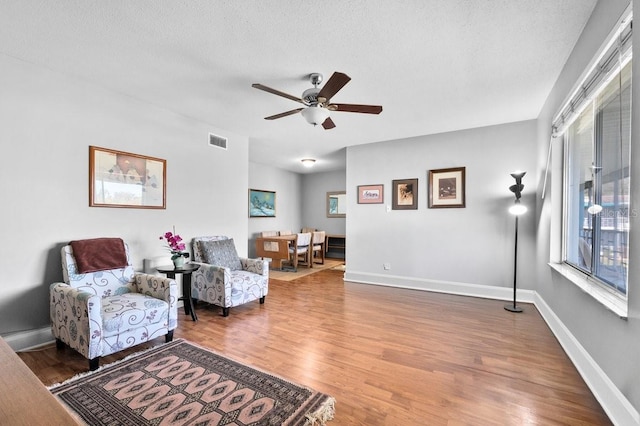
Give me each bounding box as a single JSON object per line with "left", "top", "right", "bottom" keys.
{"left": 160, "top": 229, "right": 189, "bottom": 260}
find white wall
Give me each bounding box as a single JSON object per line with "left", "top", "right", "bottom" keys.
{"left": 345, "top": 121, "right": 537, "bottom": 291}
{"left": 536, "top": 0, "right": 640, "bottom": 416}
{"left": 0, "top": 53, "right": 249, "bottom": 336}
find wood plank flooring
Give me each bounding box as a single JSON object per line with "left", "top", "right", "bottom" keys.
{"left": 18, "top": 269, "right": 611, "bottom": 425}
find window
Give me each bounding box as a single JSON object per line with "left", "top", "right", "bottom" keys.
{"left": 552, "top": 8, "right": 632, "bottom": 309}
{"left": 564, "top": 61, "right": 631, "bottom": 295}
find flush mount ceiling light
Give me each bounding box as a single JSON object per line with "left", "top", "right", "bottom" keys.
{"left": 301, "top": 158, "right": 316, "bottom": 168}
{"left": 587, "top": 204, "right": 603, "bottom": 215}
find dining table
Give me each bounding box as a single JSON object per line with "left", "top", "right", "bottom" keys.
{"left": 255, "top": 234, "right": 298, "bottom": 269}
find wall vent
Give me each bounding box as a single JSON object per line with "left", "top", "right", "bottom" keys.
{"left": 208, "top": 133, "right": 228, "bottom": 150}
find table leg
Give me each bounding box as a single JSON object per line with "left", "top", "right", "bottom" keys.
{"left": 182, "top": 273, "right": 198, "bottom": 321}
{"left": 168, "top": 271, "right": 198, "bottom": 321}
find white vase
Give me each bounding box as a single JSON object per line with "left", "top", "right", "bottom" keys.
{"left": 172, "top": 256, "right": 185, "bottom": 268}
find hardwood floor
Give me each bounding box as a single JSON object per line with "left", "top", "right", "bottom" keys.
{"left": 18, "top": 269, "right": 611, "bottom": 425}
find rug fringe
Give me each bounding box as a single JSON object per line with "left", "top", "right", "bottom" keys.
{"left": 304, "top": 396, "right": 336, "bottom": 426}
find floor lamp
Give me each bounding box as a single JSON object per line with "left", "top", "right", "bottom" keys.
{"left": 505, "top": 171, "right": 527, "bottom": 313}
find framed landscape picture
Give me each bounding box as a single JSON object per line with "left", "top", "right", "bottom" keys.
{"left": 89, "top": 146, "right": 166, "bottom": 209}
{"left": 357, "top": 184, "right": 384, "bottom": 204}
{"left": 428, "top": 167, "right": 466, "bottom": 208}
{"left": 392, "top": 179, "right": 418, "bottom": 210}
{"left": 249, "top": 189, "right": 276, "bottom": 217}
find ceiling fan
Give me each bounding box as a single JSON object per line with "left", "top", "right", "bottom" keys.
{"left": 252, "top": 72, "right": 382, "bottom": 130}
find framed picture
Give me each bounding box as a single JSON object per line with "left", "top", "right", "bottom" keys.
{"left": 392, "top": 179, "right": 418, "bottom": 210}
{"left": 357, "top": 184, "right": 384, "bottom": 204}
{"left": 327, "top": 191, "right": 346, "bottom": 218}
{"left": 249, "top": 189, "right": 276, "bottom": 217}
{"left": 428, "top": 167, "right": 466, "bottom": 208}
{"left": 89, "top": 146, "right": 166, "bottom": 209}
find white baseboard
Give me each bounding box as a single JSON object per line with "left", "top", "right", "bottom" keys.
{"left": 2, "top": 327, "right": 54, "bottom": 351}
{"left": 533, "top": 293, "right": 639, "bottom": 426}
{"left": 343, "top": 271, "right": 537, "bottom": 303}
{"left": 344, "top": 270, "right": 639, "bottom": 426}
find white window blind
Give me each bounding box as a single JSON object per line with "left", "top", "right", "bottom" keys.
{"left": 552, "top": 8, "right": 632, "bottom": 137}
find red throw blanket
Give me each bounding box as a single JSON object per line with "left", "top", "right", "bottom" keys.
{"left": 70, "top": 238, "right": 128, "bottom": 273}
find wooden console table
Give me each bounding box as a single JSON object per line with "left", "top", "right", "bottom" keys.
{"left": 0, "top": 337, "right": 79, "bottom": 424}
{"left": 325, "top": 234, "right": 346, "bottom": 259}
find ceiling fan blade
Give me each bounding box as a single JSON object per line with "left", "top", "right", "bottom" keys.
{"left": 317, "top": 72, "right": 351, "bottom": 102}
{"left": 329, "top": 103, "right": 383, "bottom": 114}
{"left": 264, "top": 108, "right": 304, "bottom": 120}
{"left": 322, "top": 117, "right": 336, "bottom": 130}
{"left": 252, "top": 83, "right": 304, "bottom": 104}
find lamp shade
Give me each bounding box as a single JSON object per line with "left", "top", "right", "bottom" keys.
{"left": 301, "top": 106, "right": 330, "bottom": 126}
{"left": 509, "top": 201, "right": 527, "bottom": 215}
{"left": 301, "top": 158, "right": 316, "bottom": 167}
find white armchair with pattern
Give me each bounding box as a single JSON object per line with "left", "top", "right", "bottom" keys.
{"left": 191, "top": 236, "right": 269, "bottom": 317}
{"left": 49, "top": 238, "right": 178, "bottom": 370}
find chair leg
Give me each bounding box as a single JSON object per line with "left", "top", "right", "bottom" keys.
{"left": 166, "top": 330, "right": 174, "bottom": 343}
{"left": 260, "top": 296, "right": 265, "bottom": 304}
{"left": 222, "top": 307, "right": 230, "bottom": 317}
{"left": 89, "top": 357, "right": 99, "bottom": 371}
{"left": 55, "top": 338, "right": 65, "bottom": 350}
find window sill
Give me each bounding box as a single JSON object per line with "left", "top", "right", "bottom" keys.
{"left": 548, "top": 262, "right": 628, "bottom": 319}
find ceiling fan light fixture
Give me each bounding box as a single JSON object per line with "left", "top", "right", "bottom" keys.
{"left": 301, "top": 158, "right": 316, "bottom": 167}
{"left": 301, "top": 105, "right": 330, "bottom": 126}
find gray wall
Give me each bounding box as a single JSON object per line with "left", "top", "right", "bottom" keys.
{"left": 536, "top": 0, "right": 640, "bottom": 412}
{"left": 345, "top": 120, "right": 537, "bottom": 290}
{"left": 0, "top": 51, "right": 249, "bottom": 336}
{"left": 301, "top": 171, "right": 347, "bottom": 235}
{"left": 247, "top": 164, "right": 346, "bottom": 257}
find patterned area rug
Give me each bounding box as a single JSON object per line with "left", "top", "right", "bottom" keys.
{"left": 50, "top": 339, "right": 335, "bottom": 425}
{"left": 269, "top": 259, "right": 344, "bottom": 282}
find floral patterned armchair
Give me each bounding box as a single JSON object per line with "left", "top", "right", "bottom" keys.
{"left": 50, "top": 238, "right": 178, "bottom": 370}
{"left": 191, "top": 236, "right": 269, "bottom": 317}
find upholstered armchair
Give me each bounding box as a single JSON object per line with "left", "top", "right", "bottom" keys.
{"left": 50, "top": 238, "right": 178, "bottom": 370}
{"left": 191, "top": 236, "right": 269, "bottom": 317}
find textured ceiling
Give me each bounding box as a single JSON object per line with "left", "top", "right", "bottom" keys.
{"left": 1, "top": 1, "right": 597, "bottom": 173}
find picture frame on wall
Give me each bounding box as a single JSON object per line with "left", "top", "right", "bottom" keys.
{"left": 392, "top": 179, "right": 418, "bottom": 210}
{"left": 327, "top": 191, "right": 347, "bottom": 218}
{"left": 249, "top": 189, "right": 276, "bottom": 217}
{"left": 357, "top": 184, "right": 384, "bottom": 204}
{"left": 89, "top": 145, "right": 166, "bottom": 209}
{"left": 428, "top": 167, "right": 466, "bottom": 208}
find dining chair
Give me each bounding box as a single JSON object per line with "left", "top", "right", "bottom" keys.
{"left": 289, "top": 232, "right": 312, "bottom": 270}
{"left": 312, "top": 231, "right": 326, "bottom": 265}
